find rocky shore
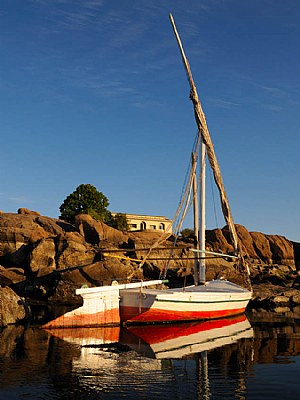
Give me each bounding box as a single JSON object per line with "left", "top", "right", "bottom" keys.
{"left": 1, "top": 208, "right": 300, "bottom": 327}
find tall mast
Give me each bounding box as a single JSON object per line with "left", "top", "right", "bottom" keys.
{"left": 192, "top": 152, "right": 200, "bottom": 286}
{"left": 169, "top": 13, "right": 240, "bottom": 257}
{"left": 199, "top": 138, "right": 206, "bottom": 284}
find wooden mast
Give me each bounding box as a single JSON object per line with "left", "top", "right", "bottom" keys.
{"left": 169, "top": 13, "right": 241, "bottom": 257}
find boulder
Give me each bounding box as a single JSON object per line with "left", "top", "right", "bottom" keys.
{"left": 250, "top": 232, "right": 273, "bottom": 263}
{"left": 290, "top": 293, "right": 300, "bottom": 305}
{"left": 0, "top": 213, "right": 76, "bottom": 259}
{"left": 0, "top": 213, "right": 50, "bottom": 267}
{"left": 206, "top": 228, "right": 234, "bottom": 255}
{"left": 235, "top": 225, "right": 258, "bottom": 258}
{"left": 128, "top": 230, "right": 174, "bottom": 269}
{"left": 35, "top": 216, "right": 76, "bottom": 236}
{"left": 56, "top": 232, "right": 97, "bottom": 270}
{"left": 18, "top": 208, "right": 41, "bottom": 216}
{"left": 0, "top": 266, "right": 25, "bottom": 284}
{"left": 251, "top": 282, "right": 300, "bottom": 310}
{"left": 269, "top": 294, "right": 290, "bottom": 306}
{"left": 29, "top": 238, "right": 56, "bottom": 277}
{"left": 54, "top": 258, "right": 144, "bottom": 289}
{"left": 0, "top": 287, "right": 28, "bottom": 327}
{"left": 75, "top": 214, "right": 128, "bottom": 246}
{"left": 267, "top": 235, "right": 295, "bottom": 267}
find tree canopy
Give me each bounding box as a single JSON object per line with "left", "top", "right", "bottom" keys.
{"left": 110, "top": 213, "right": 129, "bottom": 231}
{"left": 59, "top": 184, "right": 111, "bottom": 225}
{"left": 59, "top": 184, "right": 129, "bottom": 231}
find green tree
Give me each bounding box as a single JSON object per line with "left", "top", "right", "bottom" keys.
{"left": 59, "top": 184, "right": 111, "bottom": 224}
{"left": 111, "top": 213, "right": 129, "bottom": 231}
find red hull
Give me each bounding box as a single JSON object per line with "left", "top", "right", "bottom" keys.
{"left": 120, "top": 305, "right": 247, "bottom": 323}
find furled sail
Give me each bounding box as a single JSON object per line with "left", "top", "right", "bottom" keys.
{"left": 169, "top": 13, "right": 240, "bottom": 257}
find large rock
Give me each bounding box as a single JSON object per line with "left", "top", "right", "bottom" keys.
{"left": 18, "top": 208, "right": 41, "bottom": 216}
{"left": 250, "top": 232, "right": 273, "bottom": 263}
{"left": 0, "top": 266, "right": 25, "bottom": 284}
{"left": 206, "top": 228, "right": 234, "bottom": 255}
{"left": 206, "top": 225, "right": 295, "bottom": 268}
{"left": 0, "top": 287, "right": 28, "bottom": 327}
{"left": 0, "top": 213, "right": 75, "bottom": 268}
{"left": 35, "top": 216, "right": 76, "bottom": 235}
{"left": 251, "top": 282, "right": 300, "bottom": 309}
{"left": 266, "top": 235, "right": 295, "bottom": 267}
{"left": 235, "top": 225, "right": 258, "bottom": 258}
{"left": 56, "top": 232, "right": 97, "bottom": 270}
{"left": 0, "top": 213, "right": 49, "bottom": 266}
{"left": 29, "top": 238, "right": 56, "bottom": 277}
{"left": 75, "top": 214, "right": 128, "bottom": 246}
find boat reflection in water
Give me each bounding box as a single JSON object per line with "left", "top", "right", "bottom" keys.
{"left": 122, "top": 314, "right": 253, "bottom": 359}
{"left": 44, "top": 314, "right": 253, "bottom": 360}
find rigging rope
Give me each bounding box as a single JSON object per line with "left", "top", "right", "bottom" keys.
{"left": 209, "top": 163, "right": 219, "bottom": 229}
{"left": 125, "top": 130, "right": 202, "bottom": 281}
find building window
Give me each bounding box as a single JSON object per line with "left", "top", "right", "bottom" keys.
{"left": 150, "top": 225, "right": 156, "bottom": 230}
{"left": 140, "top": 222, "right": 146, "bottom": 230}
{"left": 159, "top": 223, "right": 165, "bottom": 230}
{"left": 130, "top": 224, "right": 137, "bottom": 229}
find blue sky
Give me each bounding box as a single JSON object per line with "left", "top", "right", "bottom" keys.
{"left": 0, "top": 0, "right": 299, "bottom": 241}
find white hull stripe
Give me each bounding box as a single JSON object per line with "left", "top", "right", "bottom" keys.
{"left": 156, "top": 298, "right": 249, "bottom": 304}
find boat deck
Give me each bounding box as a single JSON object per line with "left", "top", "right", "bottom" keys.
{"left": 133, "top": 279, "right": 251, "bottom": 295}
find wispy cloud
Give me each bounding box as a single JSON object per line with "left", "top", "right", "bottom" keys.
{"left": 0, "top": 193, "right": 33, "bottom": 204}
{"left": 79, "top": 78, "right": 136, "bottom": 97}
{"left": 9, "top": 196, "right": 32, "bottom": 204}
{"left": 31, "top": 0, "right": 104, "bottom": 30}
{"left": 255, "top": 81, "right": 300, "bottom": 111}
{"left": 209, "top": 97, "right": 240, "bottom": 109}
{"left": 231, "top": 73, "right": 299, "bottom": 111}
{"left": 255, "top": 84, "right": 282, "bottom": 95}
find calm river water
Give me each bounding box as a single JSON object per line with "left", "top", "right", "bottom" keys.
{"left": 1, "top": 310, "right": 300, "bottom": 400}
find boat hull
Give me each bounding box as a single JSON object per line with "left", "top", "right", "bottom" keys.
{"left": 120, "top": 280, "right": 252, "bottom": 324}
{"left": 42, "top": 286, "right": 122, "bottom": 328}
{"left": 41, "top": 280, "right": 166, "bottom": 329}
{"left": 41, "top": 280, "right": 252, "bottom": 328}
{"left": 42, "top": 307, "right": 120, "bottom": 329}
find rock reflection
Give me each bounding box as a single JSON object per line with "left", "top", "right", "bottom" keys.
{"left": 0, "top": 325, "right": 51, "bottom": 388}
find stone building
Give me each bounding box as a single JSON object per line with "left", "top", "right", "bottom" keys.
{"left": 116, "top": 213, "right": 172, "bottom": 233}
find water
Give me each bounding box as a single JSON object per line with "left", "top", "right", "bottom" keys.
{"left": 1, "top": 311, "right": 300, "bottom": 399}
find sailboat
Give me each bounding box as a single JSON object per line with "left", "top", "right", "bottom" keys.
{"left": 118, "top": 14, "right": 252, "bottom": 324}
{"left": 42, "top": 14, "right": 252, "bottom": 330}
